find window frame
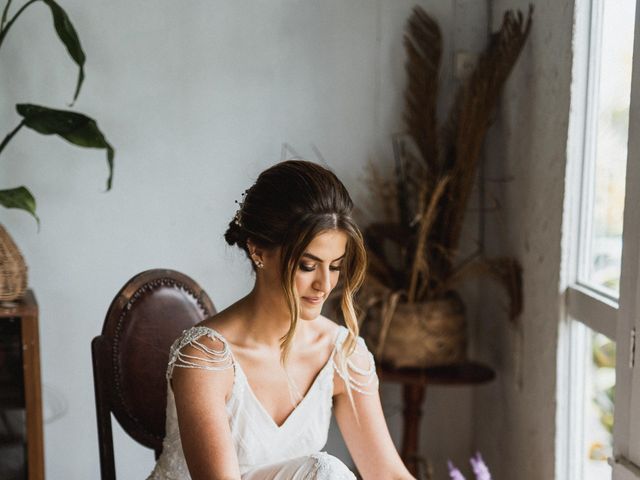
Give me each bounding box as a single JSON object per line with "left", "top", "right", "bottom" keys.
{"left": 559, "top": 0, "right": 640, "bottom": 478}
{"left": 616, "top": 0, "right": 640, "bottom": 463}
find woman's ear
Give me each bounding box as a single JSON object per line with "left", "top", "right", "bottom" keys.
{"left": 246, "top": 238, "right": 266, "bottom": 268}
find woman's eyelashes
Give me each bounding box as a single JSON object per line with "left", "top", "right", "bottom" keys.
{"left": 299, "top": 263, "right": 342, "bottom": 272}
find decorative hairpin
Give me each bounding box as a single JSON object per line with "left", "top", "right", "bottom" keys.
{"left": 233, "top": 190, "right": 249, "bottom": 228}
{"left": 233, "top": 209, "right": 242, "bottom": 228}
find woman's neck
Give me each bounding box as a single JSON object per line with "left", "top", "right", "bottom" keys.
{"left": 236, "top": 284, "right": 307, "bottom": 349}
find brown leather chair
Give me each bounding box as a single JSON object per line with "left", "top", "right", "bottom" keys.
{"left": 92, "top": 269, "right": 216, "bottom": 480}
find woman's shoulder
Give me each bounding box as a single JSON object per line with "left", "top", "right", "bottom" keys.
{"left": 324, "top": 318, "right": 378, "bottom": 396}
{"left": 311, "top": 315, "right": 378, "bottom": 352}
{"left": 167, "top": 324, "right": 236, "bottom": 409}
{"left": 167, "top": 318, "right": 236, "bottom": 382}
{"left": 192, "top": 300, "right": 249, "bottom": 339}
{"left": 311, "top": 314, "right": 347, "bottom": 345}
{"left": 174, "top": 323, "right": 229, "bottom": 346}
{"left": 171, "top": 307, "right": 235, "bottom": 352}
{"left": 314, "top": 315, "right": 369, "bottom": 345}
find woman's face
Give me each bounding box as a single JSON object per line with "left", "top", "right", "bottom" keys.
{"left": 295, "top": 229, "right": 347, "bottom": 321}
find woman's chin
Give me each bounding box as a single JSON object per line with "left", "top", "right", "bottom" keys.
{"left": 299, "top": 305, "right": 322, "bottom": 321}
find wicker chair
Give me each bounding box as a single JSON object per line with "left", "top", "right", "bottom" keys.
{"left": 91, "top": 269, "right": 216, "bottom": 480}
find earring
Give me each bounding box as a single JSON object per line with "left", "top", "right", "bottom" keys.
{"left": 250, "top": 253, "right": 264, "bottom": 269}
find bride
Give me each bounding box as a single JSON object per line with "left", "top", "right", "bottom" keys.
{"left": 148, "top": 160, "right": 415, "bottom": 480}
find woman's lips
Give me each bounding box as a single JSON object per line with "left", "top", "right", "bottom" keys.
{"left": 302, "top": 296, "right": 323, "bottom": 304}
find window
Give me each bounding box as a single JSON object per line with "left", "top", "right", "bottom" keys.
{"left": 561, "top": 0, "right": 639, "bottom": 479}
{"left": 578, "top": 0, "right": 633, "bottom": 298}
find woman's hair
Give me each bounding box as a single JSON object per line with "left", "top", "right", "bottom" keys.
{"left": 224, "top": 160, "right": 367, "bottom": 381}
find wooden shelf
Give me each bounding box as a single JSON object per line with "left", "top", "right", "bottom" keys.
{"left": 378, "top": 360, "right": 496, "bottom": 477}
{"left": 378, "top": 360, "right": 496, "bottom": 386}
{"left": 0, "top": 290, "right": 44, "bottom": 480}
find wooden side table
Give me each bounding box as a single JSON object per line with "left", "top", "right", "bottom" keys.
{"left": 0, "top": 290, "right": 44, "bottom": 480}
{"left": 379, "top": 361, "right": 495, "bottom": 477}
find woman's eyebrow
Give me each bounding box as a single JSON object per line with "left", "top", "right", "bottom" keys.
{"left": 301, "top": 252, "right": 346, "bottom": 262}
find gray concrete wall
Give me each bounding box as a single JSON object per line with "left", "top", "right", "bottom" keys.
{"left": 0, "top": 1, "right": 489, "bottom": 478}
{"left": 472, "top": 0, "right": 574, "bottom": 478}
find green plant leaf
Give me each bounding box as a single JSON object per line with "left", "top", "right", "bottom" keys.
{"left": 0, "top": 1, "right": 85, "bottom": 103}
{"left": 1, "top": 0, "right": 14, "bottom": 30}
{"left": 41, "top": 0, "right": 86, "bottom": 104}
{"left": 0, "top": 120, "right": 25, "bottom": 157}
{"left": 0, "top": 0, "right": 37, "bottom": 50}
{"left": 0, "top": 186, "right": 39, "bottom": 224}
{"left": 16, "top": 104, "right": 114, "bottom": 190}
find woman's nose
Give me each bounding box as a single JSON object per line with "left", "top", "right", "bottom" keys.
{"left": 313, "top": 268, "right": 331, "bottom": 294}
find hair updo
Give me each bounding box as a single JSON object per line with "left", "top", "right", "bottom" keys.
{"left": 224, "top": 160, "right": 367, "bottom": 372}
{"left": 225, "top": 160, "right": 355, "bottom": 254}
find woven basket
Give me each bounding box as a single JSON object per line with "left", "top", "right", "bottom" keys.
{"left": 361, "top": 291, "right": 467, "bottom": 368}
{"left": 0, "top": 224, "right": 28, "bottom": 301}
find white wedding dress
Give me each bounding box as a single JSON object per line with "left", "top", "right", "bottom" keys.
{"left": 147, "top": 324, "right": 378, "bottom": 480}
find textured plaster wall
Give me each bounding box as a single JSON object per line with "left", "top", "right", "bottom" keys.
{"left": 472, "top": 0, "right": 574, "bottom": 478}
{"left": 0, "top": 1, "right": 489, "bottom": 478}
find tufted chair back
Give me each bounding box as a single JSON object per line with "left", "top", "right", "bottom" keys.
{"left": 92, "top": 269, "right": 215, "bottom": 480}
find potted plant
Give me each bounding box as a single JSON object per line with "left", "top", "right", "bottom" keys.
{"left": 357, "top": 6, "right": 532, "bottom": 368}
{"left": 0, "top": 0, "right": 114, "bottom": 300}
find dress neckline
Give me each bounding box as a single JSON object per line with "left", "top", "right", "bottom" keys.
{"left": 204, "top": 324, "right": 344, "bottom": 430}
{"left": 234, "top": 352, "right": 334, "bottom": 429}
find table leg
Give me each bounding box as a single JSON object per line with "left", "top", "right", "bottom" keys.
{"left": 22, "top": 311, "right": 44, "bottom": 480}
{"left": 401, "top": 383, "right": 426, "bottom": 477}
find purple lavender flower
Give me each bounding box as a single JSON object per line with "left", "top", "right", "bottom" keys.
{"left": 469, "top": 452, "right": 492, "bottom": 480}
{"left": 448, "top": 460, "right": 467, "bottom": 480}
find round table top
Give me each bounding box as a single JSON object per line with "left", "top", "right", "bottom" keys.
{"left": 377, "top": 360, "right": 496, "bottom": 386}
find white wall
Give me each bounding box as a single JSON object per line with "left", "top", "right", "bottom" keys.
{"left": 472, "top": 0, "right": 574, "bottom": 478}
{"left": 0, "top": 1, "right": 488, "bottom": 478}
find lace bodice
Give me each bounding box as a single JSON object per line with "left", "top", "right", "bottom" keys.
{"left": 147, "top": 324, "right": 377, "bottom": 479}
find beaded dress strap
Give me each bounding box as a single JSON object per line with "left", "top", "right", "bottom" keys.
{"left": 166, "top": 326, "right": 234, "bottom": 380}
{"left": 332, "top": 327, "right": 378, "bottom": 395}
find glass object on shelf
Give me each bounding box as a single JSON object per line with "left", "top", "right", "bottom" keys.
{"left": 584, "top": 331, "right": 615, "bottom": 480}
{"left": 583, "top": 0, "right": 635, "bottom": 297}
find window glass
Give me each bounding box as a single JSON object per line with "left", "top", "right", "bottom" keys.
{"left": 584, "top": 0, "right": 636, "bottom": 296}
{"left": 584, "top": 331, "right": 615, "bottom": 480}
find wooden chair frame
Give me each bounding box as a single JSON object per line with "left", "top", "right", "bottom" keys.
{"left": 92, "top": 269, "right": 215, "bottom": 480}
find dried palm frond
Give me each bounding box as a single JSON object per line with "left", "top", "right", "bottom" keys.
{"left": 360, "top": 5, "right": 530, "bottom": 324}
{"left": 435, "top": 256, "right": 523, "bottom": 321}
{"left": 362, "top": 159, "right": 398, "bottom": 224}
{"left": 439, "top": 6, "right": 533, "bottom": 258}
{"left": 407, "top": 175, "right": 450, "bottom": 302}
{"left": 403, "top": 7, "right": 442, "bottom": 177}
{"left": 365, "top": 246, "right": 396, "bottom": 291}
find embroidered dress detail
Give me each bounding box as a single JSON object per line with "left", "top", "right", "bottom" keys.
{"left": 332, "top": 331, "right": 379, "bottom": 395}
{"left": 166, "top": 326, "right": 234, "bottom": 379}
{"left": 308, "top": 452, "right": 357, "bottom": 479}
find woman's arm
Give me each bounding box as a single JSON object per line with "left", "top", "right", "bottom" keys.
{"left": 171, "top": 336, "right": 241, "bottom": 480}
{"left": 333, "top": 342, "right": 415, "bottom": 480}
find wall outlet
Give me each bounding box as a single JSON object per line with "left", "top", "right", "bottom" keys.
{"left": 455, "top": 51, "right": 478, "bottom": 80}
